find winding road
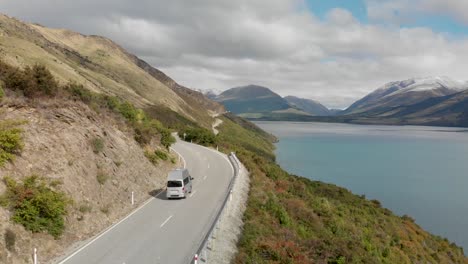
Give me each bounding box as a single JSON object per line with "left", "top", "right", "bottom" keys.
{"left": 56, "top": 139, "right": 234, "bottom": 264}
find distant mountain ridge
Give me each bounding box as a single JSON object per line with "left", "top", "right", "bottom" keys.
{"left": 215, "top": 77, "right": 468, "bottom": 127}
{"left": 212, "top": 85, "right": 334, "bottom": 118}
{"left": 214, "top": 85, "right": 291, "bottom": 114}
{"left": 343, "top": 76, "right": 467, "bottom": 115}
{"left": 284, "top": 96, "right": 333, "bottom": 116}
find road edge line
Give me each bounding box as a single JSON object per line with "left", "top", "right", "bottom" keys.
{"left": 57, "top": 190, "right": 163, "bottom": 264}
{"left": 170, "top": 146, "right": 186, "bottom": 168}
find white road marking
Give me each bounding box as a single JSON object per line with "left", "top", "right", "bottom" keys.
{"left": 195, "top": 143, "right": 235, "bottom": 176}
{"left": 207, "top": 163, "right": 210, "bottom": 169}
{"left": 57, "top": 190, "right": 162, "bottom": 264}
{"left": 160, "top": 215, "right": 173, "bottom": 228}
{"left": 189, "top": 190, "right": 197, "bottom": 197}
{"left": 203, "top": 175, "right": 207, "bottom": 180}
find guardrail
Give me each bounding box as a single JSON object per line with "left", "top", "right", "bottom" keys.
{"left": 191, "top": 152, "right": 241, "bottom": 264}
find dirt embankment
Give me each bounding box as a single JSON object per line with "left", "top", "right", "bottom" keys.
{"left": 0, "top": 96, "right": 176, "bottom": 263}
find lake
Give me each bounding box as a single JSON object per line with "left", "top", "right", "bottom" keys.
{"left": 255, "top": 121, "right": 468, "bottom": 252}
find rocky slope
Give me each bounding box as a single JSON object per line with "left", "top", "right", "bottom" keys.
{"left": 0, "top": 92, "right": 177, "bottom": 263}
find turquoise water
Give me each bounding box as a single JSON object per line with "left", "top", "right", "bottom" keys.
{"left": 255, "top": 121, "right": 468, "bottom": 252}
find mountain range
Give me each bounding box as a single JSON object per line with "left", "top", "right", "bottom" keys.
{"left": 212, "top": 77, "right": 468, "bottom": 127}
{"left": 211, "top": 85, "right": 334, "bottom": 118}
{"left": 1, "top": 13, "right": 466, "bottom": 263}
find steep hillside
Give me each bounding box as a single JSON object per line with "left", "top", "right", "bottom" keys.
{"left": 214, "top": 85, "right": 291, "bottom": 114}
{"left": 343, "top": 77, "right": 467, "bottom": 115}
{"left": 284, "top": 96, "right": 332, "bottom": 116}
{"left": 0, "top": 14, "right": 218, "bottom": 129}
{"left": 0, "top": 63, "right": 180, "bottom": 263}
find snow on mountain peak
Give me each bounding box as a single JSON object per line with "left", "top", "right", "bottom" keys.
{"left": 377, "top": 76, "right": 468, "bottom": 98}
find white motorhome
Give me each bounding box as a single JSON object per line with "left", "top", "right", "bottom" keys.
{"left": 166, "top": 168, "right": 193, "bottom": 199}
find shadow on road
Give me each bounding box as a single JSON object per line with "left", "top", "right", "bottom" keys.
{"left": 148, "top": 189, "right": 168, "bottom": 200}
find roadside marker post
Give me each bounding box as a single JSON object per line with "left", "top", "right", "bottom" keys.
{"left": 33, "top": 248, "right": 37, "bottom": 264}
{"left": 131, "top": 191, "right": 134, "bottom": 205}
{"left": 194, "top": 254, "right": 198, "bottom": 264}
{"left": 230, "top": 189, "right": 233, "bottom": 202}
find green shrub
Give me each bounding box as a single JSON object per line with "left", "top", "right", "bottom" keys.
{"left": 26, "top": 65, "right": 59, "bottom": 96}
{"left": 100, "top": 204, "right": 111, "bottom": 215}
{"left": 78, "top": 203, "right": 92, "bottom": 213}
{"left": 154, "top": 149, "right": 168, "bottom": 161}
{"left": 103, "top": 95, "right": 120, "bottom": 110}
{"left": 1, "top": 175, "right": 69, "bottom": 238}
{"left": 0, "top": 81, "right": 5, "bottom": 101}
{"left": 96, "top": 171, "right": 109, "bottom": 185}
{"left": 144, "top": 150, "right": 158, "bottom": 165}
{"left": 91, "top": 137, "right": 104, "bottom": 154}
{"left": 66, "top": 82, "right": 95, "bottom": 103}
{"left": 3, "top": 64, "right": 59, "bottom": 97}
{"left": 160, "top": 129, "right": 175, "bottom": 149}
{"left": 0, "top": 121, "right": 24, "bottom": 167}
{"left": 4, "top": 229, "right": 16, "bottom": 252}
{"left": 118, "top": 102, "right": 140, "bottom": 122}
{"left": 179, "top": 127, "right": 216, "bottom": 146}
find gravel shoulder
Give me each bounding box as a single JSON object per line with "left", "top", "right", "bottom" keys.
{"left": 208, "top": 157, "right": 250, "bottom": 263}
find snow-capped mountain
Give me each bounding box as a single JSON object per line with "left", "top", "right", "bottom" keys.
{"left": 343, "top": 76, "right": 468, "bottom": 115}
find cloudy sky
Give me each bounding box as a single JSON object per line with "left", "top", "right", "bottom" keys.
{"left": 1, "top": 0, "right": 468, "bottom": 108}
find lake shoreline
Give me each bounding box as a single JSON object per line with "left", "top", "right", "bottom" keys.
{"left": 256, "top": 121, "right": 468, "bottom": 252}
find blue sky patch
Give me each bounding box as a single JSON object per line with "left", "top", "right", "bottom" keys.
{"left": 305, "top": 0, "right": 467, "bottom": 35}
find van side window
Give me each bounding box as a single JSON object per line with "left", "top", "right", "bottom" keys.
{"left": 183, "top": 177, "right": 189, "bottom": 185}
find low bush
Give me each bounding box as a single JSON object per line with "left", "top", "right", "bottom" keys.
{"left": 179, "top": 127, "right": 216, "bottom": 146}
{"left": 1, "top": 175, "right": 69, "bottom": 238}
{"left": 0, "top": 81, "right": 5, "bottom": 101}
{"left": 154, "top": 149, "right": 168, "bottom": 161}
{"left": 91, "top": 137, "right": 104, "bottom": 154}
{"left": 100, "top": 204, "right": 111, "bottom": 215}
{"left": 2, "top": 64, "right": 59, "bottom": 98}
{"left": 144, "top": 150, "right": 158, "bottom": 165}
{"left": 4, "top": 229, "right": 16, "bottom": 252}
{"left": 118, "top": 102, "right": 142, "bottom": 122}
{"left": 160, "top": 128, "right": 175, "bottom": 149}
{"left": 0, "top": 120, "right": 24, "bottom": 167}
{"left": 66, "top": 82, "right": 95, "bottom": 103}
{"left": 78, "top": 204, "right": 92, "bottom": 213}
{"left": 96, "top": 170, "right": 108, "bottom": 185}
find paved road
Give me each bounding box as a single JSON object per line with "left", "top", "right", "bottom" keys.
{"left": 57, "top": 140, "right": 233, "bottom": 264}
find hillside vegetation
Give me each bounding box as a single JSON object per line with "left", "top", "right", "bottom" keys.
{"left": 175, "top": 111, "right": 467, "bottom": 263}
{"left": 211, "top": 115, "right": 467, "bottom": 263}
{"left": 0, "top": 60, "right": 181, "bottom": 263}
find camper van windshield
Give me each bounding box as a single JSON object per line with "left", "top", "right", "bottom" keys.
{"left": 167, "top": 180, "right": 183, "bottom": 187}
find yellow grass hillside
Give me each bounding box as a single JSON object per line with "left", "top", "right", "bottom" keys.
{"left": 0, "top": 14, "right": 221, "bottom": 128}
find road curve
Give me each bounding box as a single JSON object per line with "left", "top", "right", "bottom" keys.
{"left": 56, "top": 139, "right": 233, "bottom": 264}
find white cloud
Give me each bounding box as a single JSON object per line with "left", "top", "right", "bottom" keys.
{"left": 1, "top": 0, "right": 468, "bottom": 108}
